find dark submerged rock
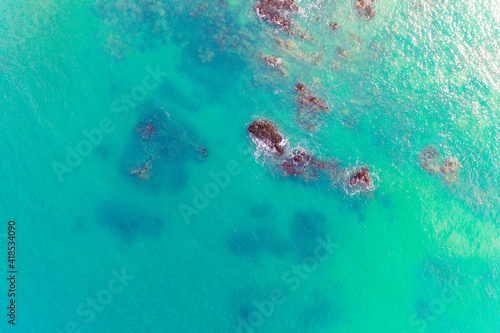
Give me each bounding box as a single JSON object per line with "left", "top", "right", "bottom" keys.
{"left": 330, "top": 22, "right": 339, "bottom": 30}
{"left": 355, "top": 0, "right": 376, "bottom": 20}
{"left": 295, "top": 83, "right": 329, "bottom": 113}
{"left": 419, "top": 146, "right": 442, "bottom": 174}
{"left": 281, "top": 160, "right": 303, "bottom": 176}
{"left": 124, "top": 108, "right": 206, "bottom": 191}
{"left": 419, "top": 146, "right": 461, "bottom": 183}
{"left": 248, "top": 119, "right": 285, "bottom": 156}
{"left": 129, "top": 159, "right": 153, "bottom": 182}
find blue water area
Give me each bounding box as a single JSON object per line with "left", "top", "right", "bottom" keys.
{"left": 1, "top": 0, "right": 500, "bottom": 332}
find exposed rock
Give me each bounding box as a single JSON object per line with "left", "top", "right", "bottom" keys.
{"left": 273, "top": 37, "right": 324, "bottom": 65}
{"left": 254, "top": 0, "right": 299, "bottom": 31}
{"left": 349, "top": 167, "right": 372, "bottom": 187}
{"left": 248, "top": 119, "right": 285, "bottom": 156}
{"left": 281, "top": 148, "right": 311, "bottom": 175}
{"left": 291, "top": 149, "right": 311, "bottom": 165}
{"left": 260, "top": 53, "right": 283, "bottom": 67}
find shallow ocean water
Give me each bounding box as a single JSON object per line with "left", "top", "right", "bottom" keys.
{"left": 1, "top": 0, "right": 499, "bottom": 332}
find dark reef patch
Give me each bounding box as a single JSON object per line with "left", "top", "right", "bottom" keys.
{"left": 97, "top": 200, "right": 164, "bottom": 241}
{"left": 294, "top": 83, "right": 330, "bottom": 130}
{"left": 355, "top": 0, "right": 376, "bottom": 20}
{"left": 254, "top": 0, "right": 299, "bottom": 32}
{"left": 419, "top": 145, "right": 461, "bottom": 184}
{"left": 249, "top": 204, "right": 276, "bottom": 219}
{"left": 178, "top": 39, "right": 248, "bottom": 101}
{"left": 122, "top": 107, "right": 207, "bottom": 192}
{"left": 291, "top": 210, "right": 328, "bottom": 259}
{"left": 227, "top": 227, "right": 289, "bottom": 258}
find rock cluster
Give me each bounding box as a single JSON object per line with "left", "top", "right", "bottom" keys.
{"left": 419, "top": 146, "right": 461, "bottom": 183}
{"left": 248, "top": 119, "right": 286, "bottom": 156}
{"left": 126, "top": 111, "right": 207, "bottom": 185}
{"left": 280, "top": 148, "right": 334, "bottom": 180}
{"left": 136, "top": 118, "right": 158, "bottom": 140}
{"left": 419, "top": 146, "right": 442, "bottom": 174}
{"left": 248, "top": 119, "right": 343, "bottom": 184}
{"left": 247, "top": 119, "right": 376, "bottom": 193}
{"left": 254, "top": 0, "right": 299, "bottom": 31}
{"left": 355, "top": 0, "right": 376, "bottom": 20}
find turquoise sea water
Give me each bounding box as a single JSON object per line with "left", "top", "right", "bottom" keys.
{"left": 1, "top": 0, "right": 500, "bottom": 332}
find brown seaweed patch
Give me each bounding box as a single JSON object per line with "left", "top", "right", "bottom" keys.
{"left": 248, "top": 119, "right": 286, "bottom": 156}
